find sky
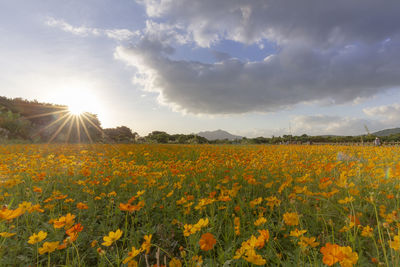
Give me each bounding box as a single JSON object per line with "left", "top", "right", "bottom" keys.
{"left": 1, "top": 0, "right": 400, "bottom": 137}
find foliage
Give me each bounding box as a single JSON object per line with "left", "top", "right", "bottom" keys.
{"left": 103, "top": 126, "right": 138, "bottom": 143}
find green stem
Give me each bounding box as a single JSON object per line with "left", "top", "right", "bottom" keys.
{"left": 373, "top": 202, "right": 389, "bottom": 267}
{"left": 116, "top": 244, "right": 120, "bottom": 267}
{"left": 72, "top": 242, "right": 81, "bottom": 267}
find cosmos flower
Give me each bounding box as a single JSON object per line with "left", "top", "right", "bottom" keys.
{"left": 102, "top": 229, "right": 123, "bottom": 246}
{"left": 199, "top": 233, "right": 216, "bottom": 251}
{"left": 28, "top": 231, "right": 47, "bottom": 245}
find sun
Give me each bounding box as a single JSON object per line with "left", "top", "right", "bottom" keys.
{"left": 53, "top": 85, "right": 102, "bottom": 116}
{"left": 68, "top": 103, "right": 86, "bottom": 116}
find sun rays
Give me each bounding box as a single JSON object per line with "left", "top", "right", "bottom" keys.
{"left": 30, "top": 106, "right": 104, "bottom": 143}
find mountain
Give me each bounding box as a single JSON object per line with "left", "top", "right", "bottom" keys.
{"left": 372, "top": 128, "right": 400, "bottom": 137}
{"left": 197, "top": 129, "right": 242, "bottom": 141}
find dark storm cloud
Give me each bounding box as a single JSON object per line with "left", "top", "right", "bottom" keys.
{"left": 116, "top": 0, "right": 400, "bottom": 114}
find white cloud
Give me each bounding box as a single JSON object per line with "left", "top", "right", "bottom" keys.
{"left": 290, "top": 115, "right": 384, "bottom": 136}
{"left": 363, "top": 103, "right": 400, "bottom": 123}
{"left": 45, "top": 17, "right": 139, "bottom": 41}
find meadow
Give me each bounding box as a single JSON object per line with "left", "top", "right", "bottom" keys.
{"left": 1, "top": 144, "right": 400, "bottom": 266}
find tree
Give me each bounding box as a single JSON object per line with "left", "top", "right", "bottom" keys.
{"left": 103, "top": 126, "right": 136, "bottom": 143}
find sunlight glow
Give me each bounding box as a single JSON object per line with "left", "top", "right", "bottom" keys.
{"left": 68, "top": 104, "right": 85, "bottom": 115}
{"left": 48, "top": 82, "right": 103, "bottom": 116}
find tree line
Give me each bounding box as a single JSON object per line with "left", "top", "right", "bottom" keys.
{"left": 1, "top": 96, "right": 400, "bottom": 144}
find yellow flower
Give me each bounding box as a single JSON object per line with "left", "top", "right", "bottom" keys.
{"left": 141, "top": 234, "right": 152, "bottom": 254}
{"left": 254, "top": 217, "right": 267, "bottom": 226}
{"left": 169, "top": 257, "right": 182, "bottom": 267}
{"left": 28, "top": 231, "right": 47, "bottom": 244}
{"left": 183, "top": 224, "right": 195, "bottom": 236}
{"left": 234, "top": 217, "right": 240, "bottom": 236}
{"left": 298, "top": 236, "right": 319, "bottom": 249}
{"left": 102, "top": 229, "right": 123, "bottom": 246}
{"left": 361, "top": 225, "right": 373, "bottom": 237}
{"left": 195, "top": 218, "right": 209, "bottom": 228}
{"left": 338, "top": 197, "right": 355, "bottom": 204}
{"left": 243, "top": 249, "right": 266, "bottom": 265}
{"left": 390, "top": 235, "right": 400, "bottom": 251}
{"left": 38, "top": 241, "right": 59, "bottom": 254}
{"left": 0, "top": 232, "right": 16, "bottom": 238}
{"left": 290, "top": 228, "right": 307, "bottom": 237}
{"left": 123, "top": 246, "right": 143, "bottom": 264}
{"left": 0, "top": 207, "right": 24, "bottom": 221}
{"left": 339, "top": 246, "right": 358, "bottom": 267}
{"left": 283, "top": 212, "right": 299, "bottom": 226}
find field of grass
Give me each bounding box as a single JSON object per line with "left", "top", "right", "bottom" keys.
{"left": 1, "top": 144, "right": 400, "bottom": 266}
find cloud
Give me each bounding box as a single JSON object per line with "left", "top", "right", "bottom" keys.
{"left": 115, "top": 35, "right": 400, "bottom": 114}
{"left": 113, "top": 0, "right": 400, "bottom": 114}
{"left": 290, "top": 102, "right": 400, "bottom": 136}
{"left": 136, "top": 0, "right": 400, "bottom": 47}
{"left": 46, "top": 3, "right": 400, "bottom": 115}
{"left": 363, "top": 103, "right": 400, "bottom": 123}
{"left": 290, "top": 115, "right": 385, "bottom": 136}
{"left": 45, "top": 17, "right": 139, "bottom": 41}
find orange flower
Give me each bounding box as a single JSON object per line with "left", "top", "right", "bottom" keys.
{"left": 119, "top": 203, "right": 135, "bottom": 212}
{"left": 320, "top": 243, "right": 343, "bottom": 266}
{"left": 65, "top": 223, "right": 83, "bottom": 242}
{"left": 199, "top": 233, "right": 216, "bottom": 251}
{"left": 76, "top": 202, "right": 89, "bottom": 210}
{"left": 53, "top": 213, "right": 76, "bottom": 229}
{"left": 33, "top": 186, "right": 42, "bottom": 193}
{"left": 0, "top": 207, "right": 24, "bottom": 221}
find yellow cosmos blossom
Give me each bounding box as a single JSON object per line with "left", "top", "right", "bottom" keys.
{"left": 141, "top": 234, "right": 152, "bottom": 254}
{"left": 195, "top": 218, "right": 209, "bottom": 228}
{"left": 283, "top": 212, "right": 299, "bottom": 226}
{"left": 28, "top": 231, "right": 47, "bottom": 244}
{"left": 338, "top": 196, "right": 355, "bottom": 204}
{"left": 254, "top": 217, "right": 267, "bottom": 226}
{"left": 169, "top": 257, "right": 182, "bottom": 267}
{"left": 298, "top": 236, "right": 319, "bottom": 249}
{"left": 102, "top": 229, "right": 123, "bottom": 246}
{"left": 290, "top": 228, "right": 307, "bottom": 237}
{"left": 0, "top": 207, "right": 24, "bottom": 221}
{"left": 234, "top": 217, "right": 240, "bottom": 236}
{"left": 361, "top": 225, "right": 373, "bottom": 237}
{"left": 183, "top": 224, "right": 194, "bottom": 236}
{"left": 123, "top": 246, "right": 143, "bottom": 264}
{"left": 38, "top": 241, "right": 59, "bottom": 254}
{"left": 390, "top": 234, "right": 400, "bottom": 251}
{"left": 0, "top": 232, "right": 16, "bottom": 238}
{"left": 243, "top": 249, "right": 266, "bottom": 265}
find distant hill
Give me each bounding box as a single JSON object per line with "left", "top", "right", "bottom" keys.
{"left": 372, "top": 128, "right": 400, "bottom": 137}
{"left": 198, "top": 129, "right": 242, "bottom": 141}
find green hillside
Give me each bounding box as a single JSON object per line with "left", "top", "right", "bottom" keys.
{"left": 372, "top": 128, "right": 400, "bottom": 136}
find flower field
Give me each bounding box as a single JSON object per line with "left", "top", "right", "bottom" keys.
{"left": 1, "top": 144, "right": 400, "bottom": 266}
